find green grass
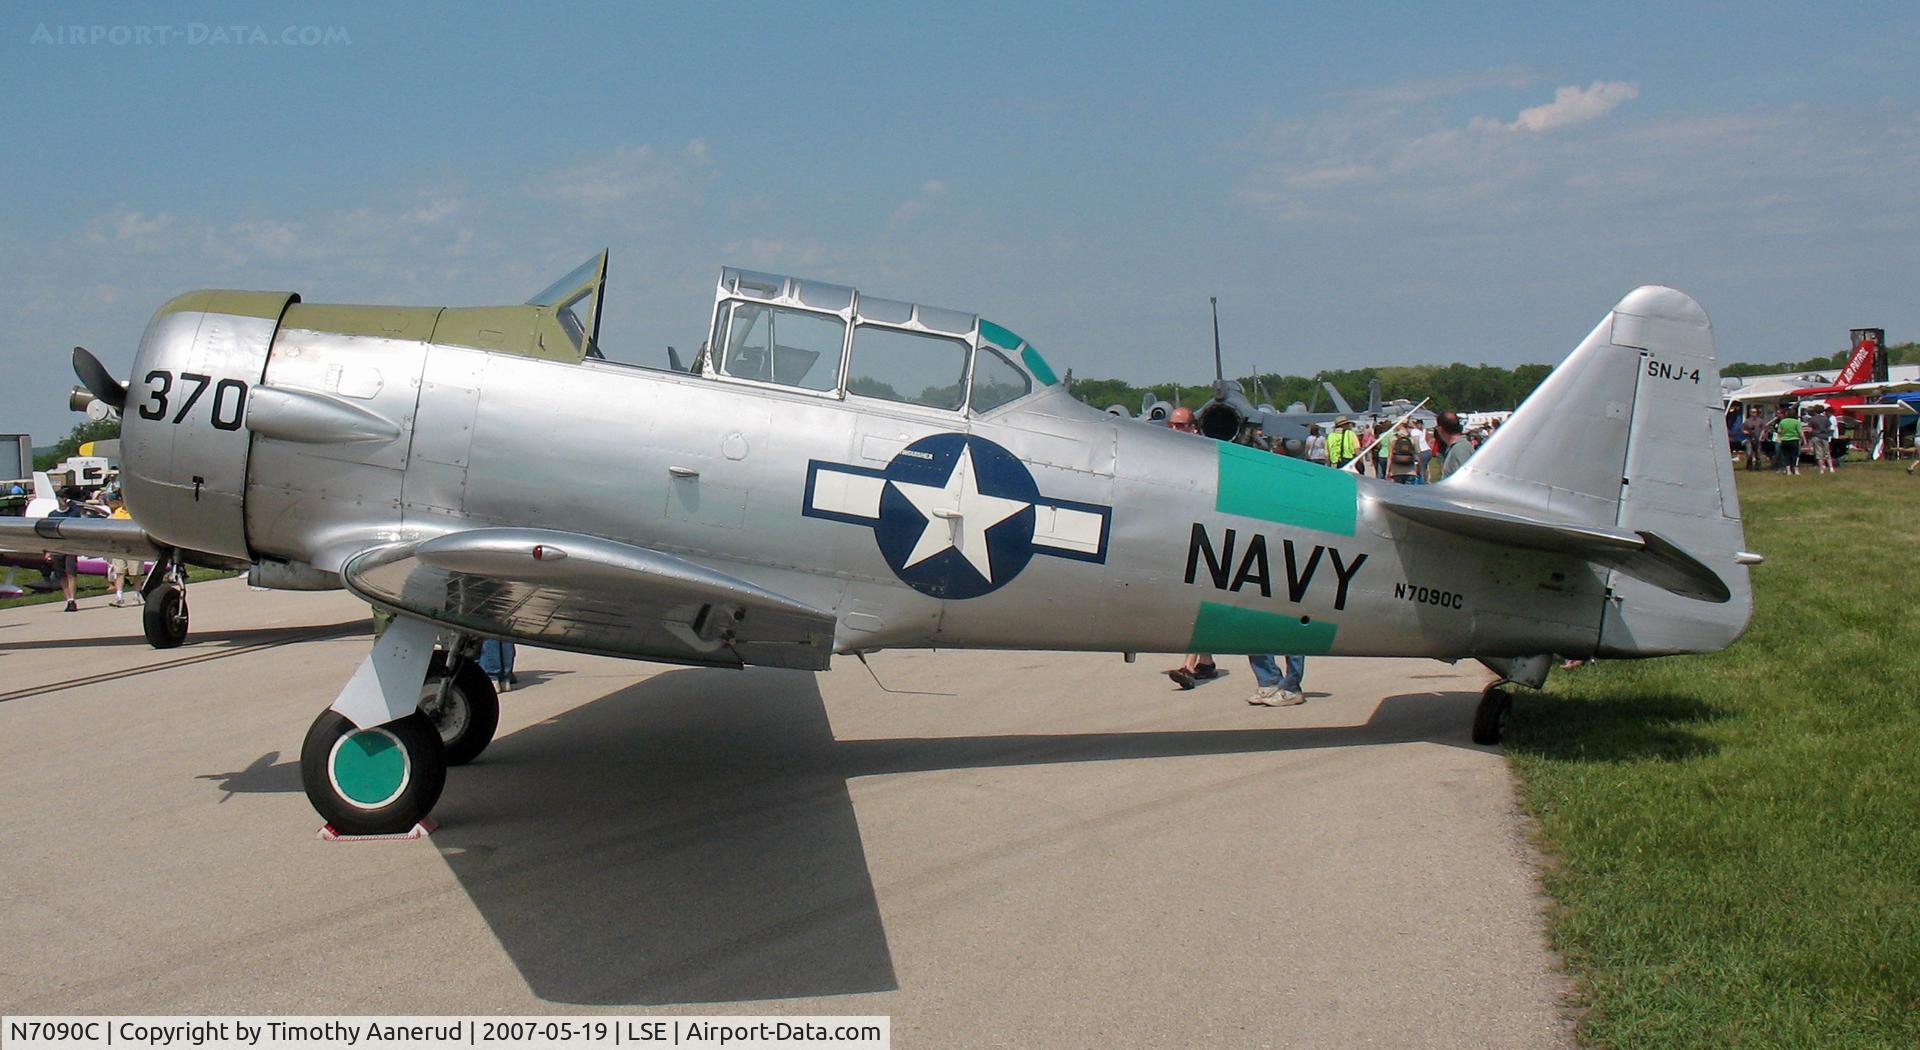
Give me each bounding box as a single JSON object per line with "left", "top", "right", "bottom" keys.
{"left": 0, "top": 563, "right": 237, "bottom": 609}
{"left": 1509, "top": 462, "right": 1920, "bottom": 1049}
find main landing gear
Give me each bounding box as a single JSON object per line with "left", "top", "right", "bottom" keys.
{"left": 419, "top": 648, "right": 501, "bottom": 766}
{"left": 299, "top": 618, "right": 502, "bottom": 834}
{"left": 140, "top": 552, "right": 190, "bottom": 649}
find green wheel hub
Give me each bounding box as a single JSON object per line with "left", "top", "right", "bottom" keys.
{"left": 327, "top": 728, "right": 410, "bottom": 809}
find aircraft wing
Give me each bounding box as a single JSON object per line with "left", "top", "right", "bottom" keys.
{"left": 1847, "top": 401, "right": 1919, "bottom": 416}
{"left": 1371, "top": 487, "right": 1733, "bottom": 603}
{"left": 0, "top": 516, "right": 165, "bottom": 560}
{"left": 1843, "top": 379, "right": 1920, "bottom": 396}
{"left": 340, "top": 527, "right": 838, "bottom": 671}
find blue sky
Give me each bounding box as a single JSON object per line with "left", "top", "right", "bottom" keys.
{"left": 4, "top": 1, "right": 1917, "bottom": 439}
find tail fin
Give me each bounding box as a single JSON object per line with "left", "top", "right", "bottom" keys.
{"left": 1835, "top": 333, "right": 1877, "bottom": 386}
{"left": 32, "top": 471, "right": 54, "bottom": 501}
{"left": 1365, "top": 379, "right": 1381, "bottom": 416}
{"left": 1443, "top": 287, "right": 1753, "bottom": 655}
{"left": 1324, "top": 381, "right": 1354, "bottom": 416}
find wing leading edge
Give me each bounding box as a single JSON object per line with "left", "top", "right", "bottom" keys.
{"left": 0, "top": 517, "right": 165, "bottom": 560}
{"left": 340, "top": 527, "right": 837, "bottom": 671}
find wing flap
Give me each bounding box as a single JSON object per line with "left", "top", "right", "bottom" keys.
{"left": 341, "top": 528, "right": 837, "bottom": 670}
{"left": 1376, "top": 490, "right": 1731, "bottom": 603}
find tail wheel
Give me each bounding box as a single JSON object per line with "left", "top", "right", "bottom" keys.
{"left": 418, "top": 652, "right": 500, "bottom": 766}
{"left": 143, "top": 587, "right": 188, "bottom": 649}
{"left": 1472, "top": 684, "right": 1513, "bottom": 746}
{"left": 300, "top": 710, "right": 446, "bottom": 835}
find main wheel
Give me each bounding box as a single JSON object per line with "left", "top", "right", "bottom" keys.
{"left": 1471, "top": 684, "right": 1513, "bottom": 746}
{"left": 418, "top": 652, "right": 500, "bottom": 766}
{"left": 300, "top": 710, "right": 447, "bottom": 835}
{"left": 143, "top": 587, "right": 188, "bottom": 649}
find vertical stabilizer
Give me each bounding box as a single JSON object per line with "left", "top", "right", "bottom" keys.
{"left": 1443, "top": 287, "right": 1753, "bottom": 655}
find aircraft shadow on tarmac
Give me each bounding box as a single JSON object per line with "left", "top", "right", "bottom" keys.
{"left": 197, "top": 667, "right": 1718, "bottom": 1006}
{"left": 0, "top": 618, "right": 370, "bottom": 652}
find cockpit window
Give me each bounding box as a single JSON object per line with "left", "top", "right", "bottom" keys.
{"left": 847, "top": 325, "right": 969, "bottom": 410}
{"left": 969, "top": 346, "right": 1031, "bottom": 413}
{"left": 716, "top": 301, "right": 845, "bottom": 391}
{"left": 979, "top": 319, "right": 1058, "bottom": 386}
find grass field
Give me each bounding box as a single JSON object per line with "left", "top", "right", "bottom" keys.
{"left": 1509, "top": 461, "right": 1920, "bottom": 1048}
{"left": 0, "top": 562, "right": 237, "bottom": 610}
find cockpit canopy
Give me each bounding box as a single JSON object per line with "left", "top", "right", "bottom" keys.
{"left": 703, "top": 267, "right": 1057, "bottom": 415}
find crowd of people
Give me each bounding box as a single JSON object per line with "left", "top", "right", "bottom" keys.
{"left": 1729, "top": 404, "right": 1846, "bottom": 476}
{"left": 1296, "top": 412, "right": 1494, "bottom": 482}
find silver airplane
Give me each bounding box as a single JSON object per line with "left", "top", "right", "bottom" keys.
{"left": 13, "top": 253, "right": 1760, "bottom": 835}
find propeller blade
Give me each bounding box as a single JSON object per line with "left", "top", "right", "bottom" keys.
{"left": 71, "top": 346, "right": 127, "bottom": 411}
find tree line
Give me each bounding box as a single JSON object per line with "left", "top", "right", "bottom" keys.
{"left": 1071, "top": 342, "right": 1918, "bottom": 416}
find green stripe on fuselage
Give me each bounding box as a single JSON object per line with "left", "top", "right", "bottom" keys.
{"left": 1189, "top": 601, "right": 1338, "bottom": 655}
{"left": 1215, "top": 442, "right": 1357, "bottom": 536}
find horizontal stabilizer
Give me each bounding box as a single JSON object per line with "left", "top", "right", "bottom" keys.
{"left": 341, "top": 527, "right": 838, "bottom": 670}
{"left": 1376, "top": 490, "right": 1730, "bottom": 603}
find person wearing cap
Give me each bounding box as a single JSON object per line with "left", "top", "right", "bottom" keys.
{"left": 1435, "top": 411, "right": 1474, "bottom": 479}
{"left": 1326, "top": 416, "right": 1359, "bottom": 469}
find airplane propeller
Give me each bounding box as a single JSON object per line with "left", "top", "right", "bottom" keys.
{"left": 72, "top": 346, "right": 127, "bottom": 411}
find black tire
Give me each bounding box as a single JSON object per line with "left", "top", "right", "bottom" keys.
{"left": 418, "top": 652, "right": 500, "bottom": 766}
{"left": 300, "top": 710, "right": 446, "bottom": 835}
{"left": 1471, "top": 685, "right": 1513, "bottom": 746}
{"left": 143, "top": 587, "right": 188, "bottom": 649}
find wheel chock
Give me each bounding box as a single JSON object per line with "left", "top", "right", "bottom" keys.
{"left": 316, "top": 819, "right": 436, "bottom": 842}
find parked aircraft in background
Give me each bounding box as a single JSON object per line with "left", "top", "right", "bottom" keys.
{"left": 16, "top": 253, "right": 1759, "bottom": 835}
{"left": 1184, "top": 300, "right": 1385, "bottom": 453}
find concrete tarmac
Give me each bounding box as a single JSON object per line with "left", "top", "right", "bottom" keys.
{"left": 0, "top": 578, "right": 1573, "bottom": 1047}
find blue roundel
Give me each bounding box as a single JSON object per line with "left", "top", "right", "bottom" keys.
{"left": 873, "top": 434, "right": 1040, "bottom": 599}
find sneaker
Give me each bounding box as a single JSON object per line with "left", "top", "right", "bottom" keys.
{"left": 64, "top": 600, "right": 77, "bottom": 612}
{"left": 1274, "top": 690, "right": 1306, "bottom": 706}
{"left": 1247, "top": 685, "right": 1281, "bottom": 705}
{"left": 1167, "top": 668, "right": 1196, "bottom": 690}
{"left": 497, "top": 677, "right": 511, "bottom": 693}
{"left": 1192, "top": 663, "right": 1220, "bottom": 680}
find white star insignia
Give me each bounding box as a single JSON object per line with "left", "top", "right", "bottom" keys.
{"left": 889, "top": 444, "right": 1030, "bottom": 582}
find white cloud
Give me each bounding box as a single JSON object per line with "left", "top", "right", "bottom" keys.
{"left": 1508, "top": 81, "right": 1639, "bottom": 133}
{"left": 528, "top": 141, "right": 712, "bottom": 216}
{"left": 889, "top": 178, "right": 953, "bottom": 230}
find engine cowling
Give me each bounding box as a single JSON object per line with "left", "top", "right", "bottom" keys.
{"left": 120, "top": 291, "right": 298, "bottom": 560}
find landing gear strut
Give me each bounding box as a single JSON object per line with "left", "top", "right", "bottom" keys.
{"left": 140, "top": 551, "right": 189, "bottom": 649}
{"left": 301, "top": 618, "right": 504, "bottom": 834}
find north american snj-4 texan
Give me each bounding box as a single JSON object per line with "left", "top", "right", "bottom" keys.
{"left": 10, "top": 252, "right": 1762, "bottom": 834}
